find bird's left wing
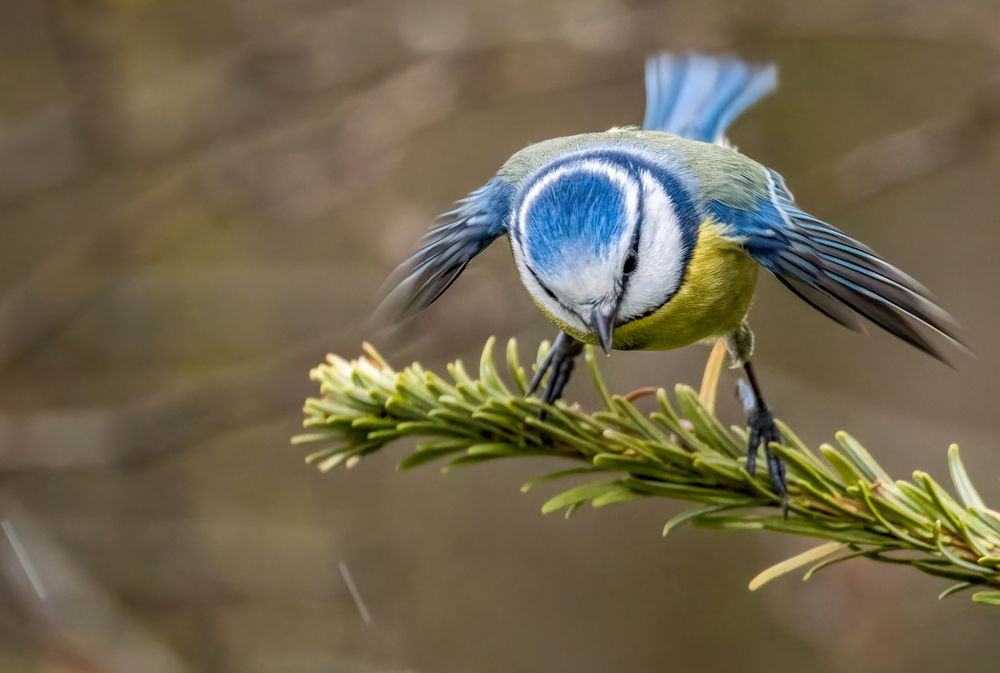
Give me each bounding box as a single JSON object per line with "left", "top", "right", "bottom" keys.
{"left": 711, "top": 168, "right": 962, "bottom": 361}
{"left": 378, "top": 177, "right": 514, "bottom": 320}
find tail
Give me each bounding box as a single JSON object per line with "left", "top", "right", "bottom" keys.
{"left": 642, "top": 53, "right": 777, "bottom": 143}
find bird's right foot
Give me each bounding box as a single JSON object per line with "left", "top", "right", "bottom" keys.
{"left": 526, "top": 332, "right": 584, "bottom": 408}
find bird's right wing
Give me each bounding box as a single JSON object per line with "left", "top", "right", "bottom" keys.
{"left": 642, "top": 53, "right": 777, "bottom": 143}
{"left": 377, "top": 177, "right": 514, "bottom": 320}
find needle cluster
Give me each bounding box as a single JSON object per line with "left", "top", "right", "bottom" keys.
{"left": 295, "top": 337, "right": 1000, "bottom": 606}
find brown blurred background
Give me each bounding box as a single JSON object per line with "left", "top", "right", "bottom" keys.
{"left": 3, "top": 1, "right": 1000, "bottom": 671}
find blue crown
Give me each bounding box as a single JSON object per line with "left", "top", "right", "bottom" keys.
{"left": 520, "top": 165, "right": 632, "bottom": 281}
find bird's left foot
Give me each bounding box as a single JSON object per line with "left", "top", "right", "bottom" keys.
{"left": 739, "top": 379, "right": 788, "bottom": 516}
{"left": 526, "top": 332, "right": 584, "bottom": 409}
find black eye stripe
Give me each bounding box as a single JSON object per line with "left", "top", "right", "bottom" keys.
{"left": 620, "top": 182, "right": 644, "bottom": 292}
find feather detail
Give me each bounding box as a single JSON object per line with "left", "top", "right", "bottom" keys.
{"left": 642, "top": 53, "right": 777, "bottom": 143}
{"left": 376, "top": 178, "right": 513, "bottom": 321}
{"left": 730, "top": 168, "right": 962, "bottom": 362}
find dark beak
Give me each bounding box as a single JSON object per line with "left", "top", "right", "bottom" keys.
{"left": 590, "top": 304, "right": 616, "bottom": 356}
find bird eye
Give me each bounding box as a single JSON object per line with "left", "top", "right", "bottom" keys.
{"left": 623, "top": 252, "right": 637, "bottom": 276}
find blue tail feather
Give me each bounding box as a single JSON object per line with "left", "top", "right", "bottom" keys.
{"left": 642, "top": 53, "right": 777, "bottom": 143}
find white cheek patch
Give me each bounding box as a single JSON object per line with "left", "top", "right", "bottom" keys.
{"left": 549, "top": 265, "right": 610, "bottom": 305}
{"left": 617, "top": 170, "right": 687, "bottom": 320}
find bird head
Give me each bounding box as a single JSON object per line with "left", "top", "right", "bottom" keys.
{"left": 511, "top": 151, "right": 695, "bottom": 353}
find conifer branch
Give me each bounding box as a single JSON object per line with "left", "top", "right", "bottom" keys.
{"left": 295, "top": 337, "right": 1000, "bottom": 605}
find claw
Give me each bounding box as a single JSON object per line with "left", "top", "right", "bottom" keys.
{"left": 526, "top": 346, "right": 557, "bottom": 397}
{"left": 527, "top": 332, "right": 583, "bottom": 416}
{"left": 739, "top": 375, "right": 788, "bottom": 516}
{"left": 746, "top": 426, "right": 759, "bottom": 475}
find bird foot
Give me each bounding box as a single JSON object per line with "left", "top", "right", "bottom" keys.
{"left": 526, "top": 333, "right": 584, "bottom": 412}
{"left": 740, "top": 380, "right": 788, "bottom": 516}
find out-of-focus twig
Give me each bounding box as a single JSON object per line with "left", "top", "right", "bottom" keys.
{"left": 798, "top": 77, "right": 1000, "bottom": 210}
{"left": 0, "top": 172, "right": 189, "bottom": 372}
{"left": 0, "top": 59, "right": 459, "bottom": 372}
{"left": 0, "top": 498, "right": 192, "bottom": 673}
{"left": 0, "top": 338, "right": 319, "bottom": 471}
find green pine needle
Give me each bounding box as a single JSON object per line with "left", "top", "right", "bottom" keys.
{"left": 295, "top": 337, "right": 1000, "bottom": 605}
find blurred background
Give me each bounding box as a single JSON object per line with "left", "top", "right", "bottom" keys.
{"left": 3, "top": 0, "right": 1000, "bottom": 671}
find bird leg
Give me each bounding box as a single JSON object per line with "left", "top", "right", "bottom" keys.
{"left": 739, "top": 361, "right": 788, "bottom": 515}
{"left": 526, "top": 331, "right": 584, "bottom": 407}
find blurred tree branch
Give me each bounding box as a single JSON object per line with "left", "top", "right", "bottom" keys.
{"left": 0, "top": 498, "right": 193, "bottom": 673}
{"left": 799, "top": 77, "right": 1000, "bottom": 210}
{"left": 0, "top": 48, "right": 635, "bottom": 372}
{"left": 5, "top": 46, "right": 999, "bottom": 375}
{"left": 296, "top": 337, "right": 1000, "bottom": 606}
{"left": 5, "top": 41, "right": 1000, "bottom": 472}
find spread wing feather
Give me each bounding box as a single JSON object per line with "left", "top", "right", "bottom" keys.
{"left": 725, "top": 169, "right": 962, "bottom": 361}
{"left": 377, "top": 178, "right": 513, "bottom": 320}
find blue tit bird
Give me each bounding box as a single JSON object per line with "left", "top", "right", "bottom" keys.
{"left": 380, "top": 53, "right": 961, "bottom": 508}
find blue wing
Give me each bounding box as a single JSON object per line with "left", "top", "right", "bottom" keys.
{"left": 643, "top": 53, "right": 777, "bottom": 142}
{"left": 379, "top": 177, "right": 513, "bottom": 319}
{"left": 711, "top": 170, "right": 961, "bottom": 361}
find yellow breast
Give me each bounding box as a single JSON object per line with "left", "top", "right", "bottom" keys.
{"left": 529, "top": 219, "right": 757, "bottom": 351}
{"left": 614, "top": 219, "right": 757, "bottom": 350}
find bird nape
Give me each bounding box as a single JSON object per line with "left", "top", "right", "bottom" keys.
{"left": 378, "top": 52, "right": 963, "bottom": 514}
